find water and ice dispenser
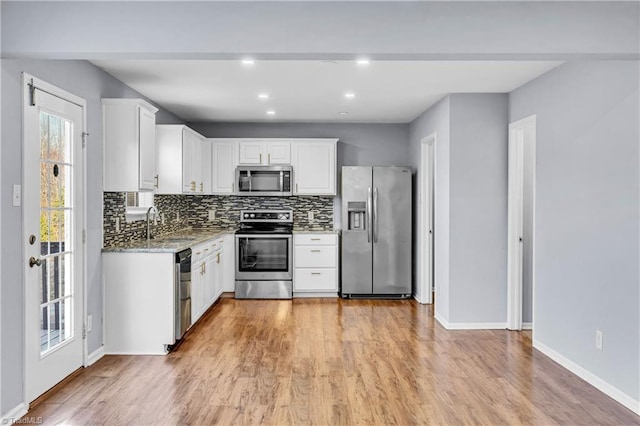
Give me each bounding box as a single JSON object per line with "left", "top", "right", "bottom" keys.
{"left": 347, "top": 202, "right": 366, "bottom": 230}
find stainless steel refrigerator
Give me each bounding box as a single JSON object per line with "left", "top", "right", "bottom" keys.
{"left": 341, "top": 166, "right": 412, "bottom": 298}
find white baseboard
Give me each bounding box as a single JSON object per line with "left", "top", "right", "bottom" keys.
{"left": 435, "top": 314, "right": 506, "bottom": 330}
{"left": 1, "top": 402, "right": 28, "bottom": 424}
{"left": 413, "top": 293, "right": 432, "bottom": 305}
{"left": 293, "top": 292, "right": 338, "bottom": 298}
{"left": 522, "top": 322, "right": 533, "bottom": 330}
{"left": 86, "top": 346, "right": 105, "bottom": 367}
{"left": 534, "top": 339, "right": 640, "bottom": 416}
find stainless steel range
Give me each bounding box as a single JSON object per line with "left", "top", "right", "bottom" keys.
{"left": 235, "top": 210, "right": 293, "bottom": 299}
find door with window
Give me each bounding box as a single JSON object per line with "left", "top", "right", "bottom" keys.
{"left": 23, "top": 75, "right": 85, "bottom": 403}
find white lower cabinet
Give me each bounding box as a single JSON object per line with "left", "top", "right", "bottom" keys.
{"left": 293, "top": 233, "right": 339, "bottom": 296}
{"left": 191, "top": 236, "right": 225, "bottom": 324}
{"left": 103, "top": 252, "right": 175, "bottom": 355}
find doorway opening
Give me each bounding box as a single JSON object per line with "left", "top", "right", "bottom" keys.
{"left": 507, "top": 115, "right": 536, "bottom": 332}
{"left": 23, "top": 74, "right": 87, "bottom": 404}
{"left": 418, "top": 133, "right": 436, "bottom": 305}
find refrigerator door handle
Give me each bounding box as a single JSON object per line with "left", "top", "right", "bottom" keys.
{"left": 367, "top": 187, "right": 373, "bottom": 243}
{"left": 373, "top": 187, "right": 379, "bottom": 243}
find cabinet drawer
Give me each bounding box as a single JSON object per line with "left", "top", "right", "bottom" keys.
{"left": 294, "top": 269, "right": 337, "bottom": 292}
{"left": 294, "top": 233, "right": 337, "bottom": 246}
{"left": 294, "top": 246, "right": 337, "bottom": 268}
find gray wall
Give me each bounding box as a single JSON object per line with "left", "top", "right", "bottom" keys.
{"left": 3, "top": 2, "right": 638, "bottom": 60}
{"left": 509, "top": 61, "right": 639, "bottom": 401}
{"left": 448, "top": 94, "right": 508, "bottom": 324}
{"left": 408, "top": 94, "right": 508, "bottom": 325}
{"left": 0, "top": 59, "right": 182, "bottom": 414}
{"left": 190, "top": 122, "right": 411, "bottom": 230}
{"left": 408, "top": 97, "right": 451, "bottom": 319}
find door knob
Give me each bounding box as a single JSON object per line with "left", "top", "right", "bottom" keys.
{"left": 29, "top": 257, "right": 42, "bottom": 268}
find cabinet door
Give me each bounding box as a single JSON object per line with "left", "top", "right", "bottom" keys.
{"left": 201, "top": 140, "right": 212, "bottom": 194}
{"left": 212, "top": 141, "right": 239, "bottom": 194}
{"left": 191, "top": 260, "right": 203, "bottom": 323}
{"left": 239, "top": 141, "right": 264, "bottom": 164}
{"left": 215, "top": 249, "right": 224, "bottom": 299}
{"left": 266, "top": 141, "right": 291, "bottom": 164}
{"left": 205, "top": 256, "right": 216, "bottom": 307}
{"left": 223, "top": 234, "right": 236, "bottom": 292}
{"left": 292, "top": 142, "right": 336, "bottom": 195}
{"left": 138, "top": 107, "right": 157, "bottom": 190}
{"left": 182, "top": 131, "right": 194, "bottom": 193}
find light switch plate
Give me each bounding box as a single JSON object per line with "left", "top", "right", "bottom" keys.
{"left": 208, "top": 210, "right": 216, "bottom": 221}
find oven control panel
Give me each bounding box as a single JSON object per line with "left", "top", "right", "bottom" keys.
{"left": 240, "top": 210, "right": 293, "bottom": 223}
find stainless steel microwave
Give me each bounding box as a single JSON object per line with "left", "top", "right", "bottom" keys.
{"left": 235, "top": 165, "right": 293, "bottom": 196}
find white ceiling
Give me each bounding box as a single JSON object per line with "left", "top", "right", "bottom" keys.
{"left": 91, "top": 60, "right": 561, "bottom": 123}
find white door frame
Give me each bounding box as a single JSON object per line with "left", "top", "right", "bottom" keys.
{"left": 418, "top": 133, "right": 436, "bottom": 304}
{"left": 507, "top": 115, "right": 536, "bottom": 332}
{"left": 22, "top": 73, "right": 88, "bottom": 406}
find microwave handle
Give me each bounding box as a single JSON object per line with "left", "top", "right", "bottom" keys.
{"left": 280, "top": 171, "right": 284, "bottom": 192}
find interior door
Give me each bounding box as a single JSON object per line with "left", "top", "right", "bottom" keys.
{"left": 23, "top": 76, "right": 85, "bottom": 403}
{"left": 372, "top": 167, "right": 412, "bottom": 295}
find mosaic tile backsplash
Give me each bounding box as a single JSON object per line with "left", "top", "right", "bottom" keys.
{"left": 103, "top": 192, "right": 334, "bottom": 247}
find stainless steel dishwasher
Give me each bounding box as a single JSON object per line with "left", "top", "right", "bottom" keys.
{"left": 175, "top": 249, "right": 192, "bottom": 340}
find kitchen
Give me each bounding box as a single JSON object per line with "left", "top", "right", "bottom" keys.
{"left": 1, "top": 1, "right": 639, "bottom": 424}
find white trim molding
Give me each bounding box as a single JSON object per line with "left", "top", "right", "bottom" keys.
{"left": 435, "top": 314, "right": 506, "bottom": 330}
{"left": 1, "top": 403, "right": 29, "bottom": 425}
{"left": 534, "top": 339, "right": 640, "bottom": 416}
{"left": 86, "top": 346, "right": 105, "bottom": 367}
{"left": 522, "top": 322, "right": 533, "bottom": 330}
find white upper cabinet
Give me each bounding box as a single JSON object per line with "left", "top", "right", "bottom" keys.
{"left": 292, "top": 139, "right": 338, "bottom": 196}
{"left": 210, "top": 139, "right": 239, "bottom": 194}
{"left": 156, "top": 125, "right": 208, "bottom": 194}
{"left": 239, "top": 139, "right": 291, "bottom": 165}
{"left": 103, "top": 99, "right": 159, "bottom": 192}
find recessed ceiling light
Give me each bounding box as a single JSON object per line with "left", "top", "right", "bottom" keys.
{"left": 266, "top": 110, "right": 276, "bottom": 116}
{"left": 258, "top": 93, "right": 269, "bottom": 100}
{"left": 356, "top": 59, "right": 371, "bottom": 66}
{"left": 241, "top": 59, "right": 255, "bottom": 65}
{"left": 338, "top": 112, "right": 349, "bottom": 115}
{"left": 344, "top": 92, "right": 356, "bottom": 99}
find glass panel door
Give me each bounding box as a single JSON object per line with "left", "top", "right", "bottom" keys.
{"left": 39, "top": 111, "right": 75, "bottom": 355}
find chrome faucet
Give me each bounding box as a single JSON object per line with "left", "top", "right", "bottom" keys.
{"left": 146, "top": 206, "right": 158, "bottom": 241}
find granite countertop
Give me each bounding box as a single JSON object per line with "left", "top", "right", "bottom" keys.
{"left": 102, "top": 228, "right": 236, "bottom": 253}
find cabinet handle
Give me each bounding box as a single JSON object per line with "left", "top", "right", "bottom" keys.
{"left": 259, "top": 153, "right": 262, "bottom": 164}
{"left": 311, "top": 272, "right": 321, "bottom": 275}
{"left": 191, "top": 181, "right": 196, "bottom": 191}
{"left": 311, "top": 238, "right": 321, "bottom": 241}
{"left": 217, "top": 253, "right": 220, "bottom": 264}
{"left": 310, "top": 250, "right": 321, "bottom": 253}
{"left": 200, "top": 182, "right": 204, "bottom": 192}
{"left": 296, "top": 183, "right": 298, "bottom": 193}
{"left": 268, "top": 153, "right": 271, "bottom": 164}
{"left": 231, "top": 183, "right": 234, "bottom": 192}
{"left": 154, "top": 175, "right": 159, "bottom": 188}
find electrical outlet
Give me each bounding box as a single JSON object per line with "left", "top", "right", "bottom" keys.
{"left": 115, "top": 217, "right": 120, "bottom": 232}
{"left": 208, "top": 210, "right": 216, "bottom": 221}
{"left": 595, "top": 329, "right": 603, "bottom": 350}
{"left": 308, "top": 211, "right": 315, "bottom": 221}
{"left": 87, "top": 315, "right": 93, "bottom": 333}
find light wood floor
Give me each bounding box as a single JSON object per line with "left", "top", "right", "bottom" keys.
{"left": 26, "top": 298, "right": 639, "bottom": 425}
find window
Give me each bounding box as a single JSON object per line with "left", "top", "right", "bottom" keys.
{"left": 125, "top": 192, "right": 155, "bottom": 221}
